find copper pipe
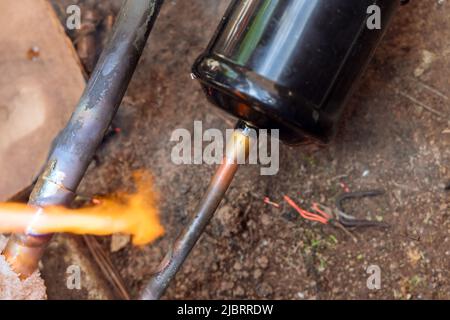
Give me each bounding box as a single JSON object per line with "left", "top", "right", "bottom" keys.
{"left": 140, "top": 123, "right": 253, "bottom": 300}
{"left": 2, "top": 0, "right": 164, "bottom": 278}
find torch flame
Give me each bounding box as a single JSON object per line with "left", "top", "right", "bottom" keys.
{"left": 0, "top": 172, "right": 164, "bottom": 245}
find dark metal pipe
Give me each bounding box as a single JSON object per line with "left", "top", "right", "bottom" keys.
{"left": 140, "top": 123, "right": 252, "bottom": 300}
{"left": 3, "top": 0, "right": 164, "bottom": 278}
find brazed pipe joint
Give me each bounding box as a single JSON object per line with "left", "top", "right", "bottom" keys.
{"left": 3, "top": 0, "right": 164, "bottom": 278}
{"left": 140, "top": 122, "right": 255, "bottom": 300}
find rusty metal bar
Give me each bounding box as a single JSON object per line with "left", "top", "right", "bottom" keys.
{"left": 2, "top": 0, "right": 164, "bottom": 278}
{"left": 140, "top": 123, "right": 253, "bottom": 300}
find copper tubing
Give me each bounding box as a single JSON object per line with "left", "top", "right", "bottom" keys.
{"left": 140, "top": 123, "right": 253, "bottom": 300}
{"left": 2, "top": 0, "right": 164, "bottom": 278}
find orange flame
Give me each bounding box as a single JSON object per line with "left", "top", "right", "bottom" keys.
{"left": 0, "top": 173, "right": 164, "bottom": 245}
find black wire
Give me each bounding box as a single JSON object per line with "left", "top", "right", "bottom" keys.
{"left": 335, "top": 190, "right": 390, "bottom": 229}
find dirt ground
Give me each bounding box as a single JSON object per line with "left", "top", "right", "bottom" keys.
{"left": 43, "top": 0, "right": 449, "bottom": 299}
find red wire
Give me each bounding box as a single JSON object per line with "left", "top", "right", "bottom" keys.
{"left": 283, "top": 195, "right": 329, "bottom": 224}
{"left": 311, "top": 202, "right": 333, "bottom": 220}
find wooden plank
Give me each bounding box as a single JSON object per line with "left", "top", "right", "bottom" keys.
{"left": 0, "top": 0, "right": 85, "bottom": 200}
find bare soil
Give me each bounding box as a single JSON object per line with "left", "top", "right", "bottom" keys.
{"left": 46, "top": 0, "right": 449, "bottom": 299}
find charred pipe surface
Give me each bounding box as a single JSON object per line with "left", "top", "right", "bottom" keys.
{"left": 3, "top": 0, "right": 164, "bottom": 278}
{"left": 140, "top": 124, "right": 253, "bottom": 300}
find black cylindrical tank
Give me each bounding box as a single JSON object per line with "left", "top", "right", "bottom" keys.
{"left": 193, "top": 0, "right": 402, "bottom": 144}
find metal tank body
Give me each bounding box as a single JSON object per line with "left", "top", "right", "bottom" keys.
{"left": 193, "top": 0, "right": 400, "bottom": 144}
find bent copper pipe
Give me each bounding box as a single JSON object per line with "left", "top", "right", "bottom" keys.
{"left": 3, "top": 0, "right": 164, "bottom": 278}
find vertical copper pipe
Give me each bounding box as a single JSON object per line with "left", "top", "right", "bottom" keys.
{"left": 140, "top": 123, "right": 253, "bottom": 300}
{"left": 2, "top": 0, "right": 164, "bottom": 278}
